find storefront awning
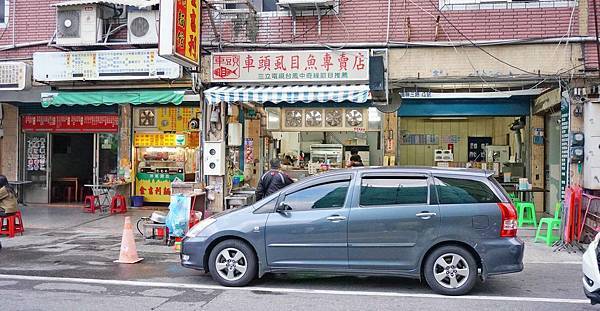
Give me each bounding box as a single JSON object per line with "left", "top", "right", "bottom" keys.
{"left": 203, "top": 85, "right": 371, "bottom": 105}
{"left": 41, "top": 90, "right": 185, "bottom": 107}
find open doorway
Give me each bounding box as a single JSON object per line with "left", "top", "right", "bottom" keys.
{"left": 50, "top": 134, "right": 94, "bottom": 203}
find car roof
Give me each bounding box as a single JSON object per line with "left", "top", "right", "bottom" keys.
{"left": 316, "top": 166, "right": 493, "bottom": 178}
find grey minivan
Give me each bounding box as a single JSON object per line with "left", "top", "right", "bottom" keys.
{"left": 181, "top": 167, "right": 524, "bottom": 295}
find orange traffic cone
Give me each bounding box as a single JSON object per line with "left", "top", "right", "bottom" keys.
{"left": 114, "top": 216, "right": 143, "bottom": 264}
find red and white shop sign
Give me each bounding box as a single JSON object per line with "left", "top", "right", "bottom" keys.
{"left": 211, "top": 50, "right": 370, "bottom": 83}
{"left": 22, "top": 114, "right": 119, "bottom": 133}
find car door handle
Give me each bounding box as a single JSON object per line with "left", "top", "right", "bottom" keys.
{"left": 416, "top": 212, "right": 437, "bottom": 219}
{"left": 326, "top": 215, "right": 347, "bottom": 222}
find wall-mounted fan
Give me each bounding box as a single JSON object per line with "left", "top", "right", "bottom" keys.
{"left": 305, "top": 109, "right": 323, "bottom": 127}
{"left": 285, "top": 110, "right": 302, "bottom": 127}
{"left": 325, "top": 109, "right": 343, "bottom": 127}
{"left": 345, "top": 109, "right": 363, "bottom": 127}
{"left": 138, "top": 109, "right": 156, "bottom": 127}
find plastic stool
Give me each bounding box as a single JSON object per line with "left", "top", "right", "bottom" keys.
{"left": 110, "top": 195, "right": 127, "bottom": 214}
{"left": 535, "top": 202, "right": 562, "bottom": 246}
{"left": 0, "top": 213, "right": 24, "bottom": 238}
{"left": 83, "top": 195, "right": 99, "bottom": 213}
{"left": 516, "top": 202, "right": 537, "bottom": 227}
{"left": 14, "top": 211, "right": 24, "bottom": 234}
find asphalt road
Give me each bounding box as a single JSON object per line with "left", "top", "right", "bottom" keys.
{"left": 0, "top": 209, "right": 594, "bottom": 311}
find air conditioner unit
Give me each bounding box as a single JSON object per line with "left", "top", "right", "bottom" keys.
{"left": 128, "top": 10, "right": 159, "bottom": 44}
{"left": 278, "top": 0, "right": 337, "bottom": 9}
{"left": 56, "top": 4, "right": 104, "bottom": 45}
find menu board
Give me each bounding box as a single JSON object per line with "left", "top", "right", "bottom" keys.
{"left": 156, "top": 107, "right": 201, "bottom": 132}
{"left": 134, "top": 133, "right": 187, "bottom": 147}
{"left": 22, "top": 115, "right": 119, "bottom": 133}
{"left": 26, "top": 136, "right": 47, "bottom": 171}
{"left": 33, "top": 49, "right": 181, "bottom": 82}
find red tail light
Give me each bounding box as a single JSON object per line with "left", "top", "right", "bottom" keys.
{"left": 498, "top": 203, "right": 518, "bottom": 237}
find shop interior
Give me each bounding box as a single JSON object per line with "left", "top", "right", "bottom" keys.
{"left": 264, "top": 107, "right": 383, "bottom": 180}
{"left": 50, "top": 134, "right": 94, "bottom": 203}
{"left": 132, "top": 107, "right": 201, "bottom": 204}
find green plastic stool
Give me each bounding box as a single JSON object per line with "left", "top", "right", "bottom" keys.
{"left": 508, "top": 193, "right": 520, "bottom": 204}
{"left": 534, "top": 202, "right": 562, "bottom": 246}
{"left": 516, "top": 202, "right": 537, "bottom": 227}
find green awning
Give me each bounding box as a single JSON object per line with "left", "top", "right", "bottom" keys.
{"left": 41, "top": 90, "right": 185, "bottom": 107}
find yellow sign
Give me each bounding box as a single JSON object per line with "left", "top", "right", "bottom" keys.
{"left": 135, "top": 173, "right": 178, "bottom": 203}
{"left": 134, "top": 133, "right": 187, "bottom": 147}
{"left": 156, "top": 107, "right": 201, "bottom": 132}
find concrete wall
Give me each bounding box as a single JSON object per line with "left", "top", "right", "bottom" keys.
{"left": 388, "top": 44, "right": 583, "bottom": 81}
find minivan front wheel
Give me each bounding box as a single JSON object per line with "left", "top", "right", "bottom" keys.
{"left": 424, "top": 246, "right": 477, "bottom": 295}
{"left": 208, "top": 240, "right": 257, "bottom": 287}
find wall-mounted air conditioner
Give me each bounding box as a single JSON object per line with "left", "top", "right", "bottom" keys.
{"left": 277, "top": 0, "right": 337, "bottom": 9}
{"left": 128, "top": 9, "right": 159, "bottom": 44}
{"left": 56, "top": 4, "right": 104, "bottom": 45}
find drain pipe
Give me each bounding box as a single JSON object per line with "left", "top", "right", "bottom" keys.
{"left": 593, "top": 0, "right": 600, "bottom": 78}
{"left": 386, "top": 0, "right": 392, "bottom": 44}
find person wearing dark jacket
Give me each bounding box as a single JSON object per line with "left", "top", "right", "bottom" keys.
{"left": 256, "top": 158, "right": 294, "bottom": 200}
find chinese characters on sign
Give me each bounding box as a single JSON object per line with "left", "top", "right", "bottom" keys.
{"left": 159, "top": 0, "right": 200, "bottom": 68}
{"left": 211, "top": 50, "right": 370, "bottom": 83}
{"left": 21, "top": 115, "right": 119, "bottom": 133}
{"left": 26, "top": 137, "right": 47, "bottom": 172}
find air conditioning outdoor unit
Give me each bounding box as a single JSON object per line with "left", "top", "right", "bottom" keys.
{"left": 56, "top": 4, "right": 104, "bottom": 45}
{"left": 277, "top": 0, "right": 337, "bottom": 9}
{"left": 128, "top": 10, "right": 159, "bottom": 44}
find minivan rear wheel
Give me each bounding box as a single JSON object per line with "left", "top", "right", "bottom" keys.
{"left": 208, "top": 240, "right": 257, "bottom": 287}
{"left": 424, "top": 245, "right": 477, "bottom": 296}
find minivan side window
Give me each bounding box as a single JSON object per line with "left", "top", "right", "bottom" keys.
{"left": 283, "top": 181, "right": 350, "bottom": 212}
{"left": 360, "top": 177, "right": 428, "bottom": 206}
{"left": 434, "top": 177, "right": 500, "bottom": 204}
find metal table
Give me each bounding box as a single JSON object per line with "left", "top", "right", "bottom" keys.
{"left": 505, "top": 187, "right": 548, "bottom": 202}
{"left": 9, "top": 180, "right": 32, "bottom": 206}
{"left": 84, "top": 182, "right": 130, "bottom": 214}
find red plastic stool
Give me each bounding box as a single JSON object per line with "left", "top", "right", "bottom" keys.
{"left": 110, "top": 195, "right": 127, "bottom": 214}
{"left": 14, "top": 211, "right": 24, "bottom": 234}
{"left": 83, "top": 195, "right": 99, "bottom": 213}
{"left": 0, "top": 213, "right": 23, "bottom": 238}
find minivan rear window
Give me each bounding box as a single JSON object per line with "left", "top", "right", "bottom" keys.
{"left": 434, "top": 177, "right": 500, "bottom": 204}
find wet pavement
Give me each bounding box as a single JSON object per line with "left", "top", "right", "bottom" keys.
{"left": 0, "top": 205, "right": 592, "bottom": 310}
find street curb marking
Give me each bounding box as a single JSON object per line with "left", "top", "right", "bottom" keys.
{"left": 0, "top": 274, "right": 588, "bottom": 305}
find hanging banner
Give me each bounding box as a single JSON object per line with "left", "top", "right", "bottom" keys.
{"left": 159, "top": 0, "right": 201, "bottom": 68}
{"left": 210, "top": 50, "right": 370, "bottom": 83}
{"left": 22, "top": 115, "right": 119, "bottom": 133}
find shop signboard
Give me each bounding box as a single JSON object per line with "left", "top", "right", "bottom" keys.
{"left": 210, "top": 50, "right": 370, "bottom": 83}
{"left": 26, "top": 136, "right": 47, "bottom": 172}
{"left": 135, "top": 172, "right": 183, "bottom": 203}
{"left": 560, "top": 91, "right": 570, "bottom": 200}
{"left": 33, "top": 49, "right": 181, "bottom": 82}
{"left": 159, "top": 0, "right": 201, "bottom": 68}
{"left": 22, "top": 115, "right": 119, "bottom": 133}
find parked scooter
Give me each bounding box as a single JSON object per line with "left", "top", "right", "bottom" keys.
{"left": 583, "top": 232, "right": 600, "bottom": 304}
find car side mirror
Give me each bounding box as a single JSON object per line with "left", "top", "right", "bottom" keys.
{"left": 276, "top": 202, "right": 290, "bottom": 213}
